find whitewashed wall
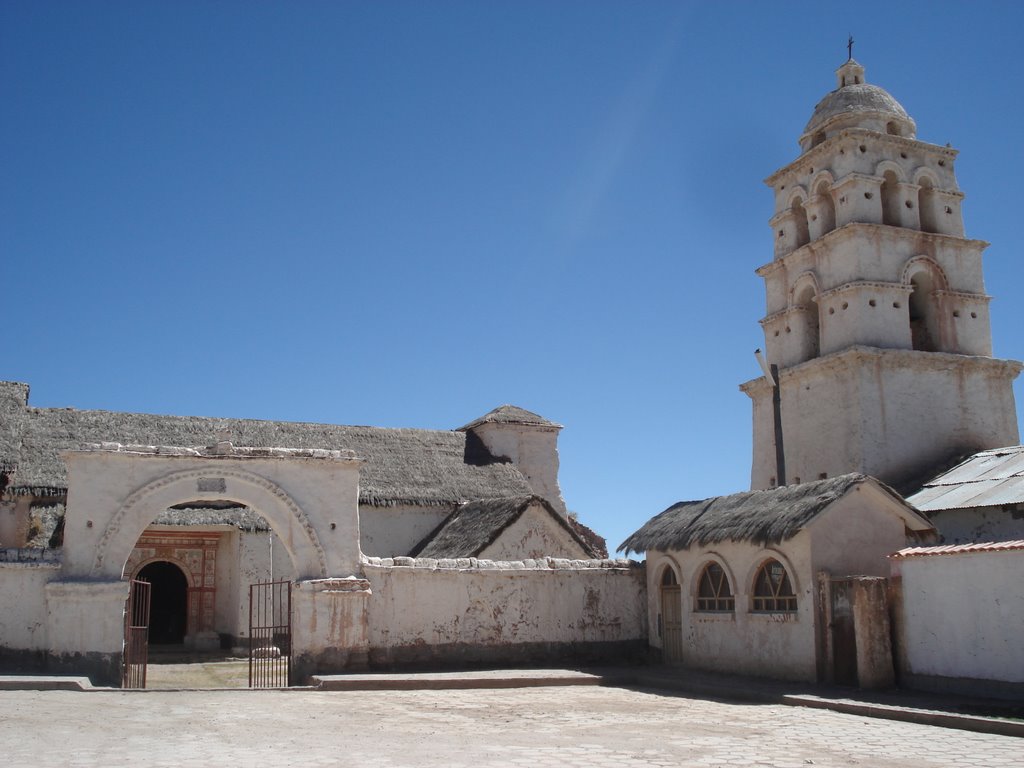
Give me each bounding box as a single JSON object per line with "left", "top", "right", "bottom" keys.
{"left": 929, "top": 506, "right": 1024, "bottom": 546}
{"left": 222, "top": 529, "right": 295, "bottom": 641}
{"left": 647, "top": 539, "right": 817, "bottom": 682}
{"left": 0, "top": 558, "right": 57, "bottom": 651}
{"left": 892, "top": 547, "right": 1024, "bottom": 698}
{"left": 359, "top": 504, "right": 451, "bottom": 557}
{"left": 362, "top": 557, "right": 647, "bottom": 666}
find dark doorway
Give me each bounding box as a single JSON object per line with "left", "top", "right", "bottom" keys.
{"left": 137, "top": 561, "right": 189, "bottom": 645}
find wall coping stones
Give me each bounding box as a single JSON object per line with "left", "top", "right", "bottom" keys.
{"left": 361, "top": 554, "right": 638, "bottom": 571}
{"left": 0, "top": 547, "right": 62, "bottom": 567}
{"left": 77, "top": 442, "right": 359, "bottom": 461}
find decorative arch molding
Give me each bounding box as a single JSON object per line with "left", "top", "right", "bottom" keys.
{"left": 809, "top": 170, "right": 836, "bottom": 194}
{"left": 874, "top": 160, "right": 906, "bottom": 182}
{"left": 93, "top": 467, "right": 328, "bottom": 579}
{"left": 901, "top": 255, "right": 950, "bottom": 291}
{"left": 789, "top": 271, "right": 822, "bottom": 306}
{"left": 685, "top": 551, "right": 738, "bottom": 598}
{"left": 912, "top": 167, "right": 941, "bottom": 189}
{"left": 784, "top": 185, "right": 810, "bottom": 208}
{"left": 129, "top": 555, "right": 196, "bottom": 587}
{"left": 654, "top": 554, "right": 683, "bottom": 586}
{"left": 743, "top": 548, "right": 801, "bottom": 597}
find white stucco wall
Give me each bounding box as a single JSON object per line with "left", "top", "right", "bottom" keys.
{"left": 893, "top": 548, "right": 1024, "bottom": 688}
{"left": 0, "top": 561, "right": 57, "bottom": 651}
{"left": 223, "top": 529, "right": 296, "bottom": 641}
{"left": 363, "top": 557, "right": 646, "bottom": 663}
{"left": 359, "top": 504, "right": 451, "bottom": 557}
{"left": 808, "top": 486, "right": 918, "bottom": 577}
{"left": 744, "top": 348, "right": 1021, "bottom": 490}
{"left": 646, "top": 538, "right": 817, "bottom": 682}
{"left": 471, "top": 423, "right": 567, "bottom": 515}
{"left": 478, "top": 504, "right": 590, "bottom": 561}
{"left": 929, "top": 505, "right": 1024, "bottom": 545}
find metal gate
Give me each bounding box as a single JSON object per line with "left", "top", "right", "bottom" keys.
{"left": 248, "top": 579, "right": 292, "bottom": 688}
{"left": 122, "top": 579, "right": 151, "bottom": 689}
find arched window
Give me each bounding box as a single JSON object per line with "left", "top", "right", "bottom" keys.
{"left": 791, "top": 198, "right": 810, "bottom": 248}
{"left": 881, "top": 170, "right": 901, "bottom": 226}
{"left": 886, "top": 121, "right": 900, "bottom": 136}
{"left": 661, "top": 567, "right": 678, "bottom": 587}
{"left": 696, "top": 562, "right": 735, "bottom": 612}
{"left": 752, "top": 559, "right": 797, "bottom": 612}
{"left": 811, "top": 131, "right": 826, "bottom": 148}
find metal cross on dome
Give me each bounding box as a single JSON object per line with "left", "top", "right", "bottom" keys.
{"left": 847, "top": 35, "right": 855, "bottom": 60}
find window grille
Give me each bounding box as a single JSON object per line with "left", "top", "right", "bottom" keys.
{"left": 752, "top": 559, "right": 797, "bottom": 612}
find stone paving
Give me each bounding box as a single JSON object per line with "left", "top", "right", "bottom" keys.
{"left": 0, "top": 686, "right": 1019, "bottom": 767}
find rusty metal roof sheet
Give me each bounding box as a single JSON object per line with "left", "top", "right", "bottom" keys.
{"left": 906, "top": 445, "right": 1024, "bottom": 511}
{"left": 891, "top": 540, "right": 1024, "bottom": 558}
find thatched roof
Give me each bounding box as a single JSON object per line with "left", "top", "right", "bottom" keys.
{"left": 3, "top": 403, "right": 532, "bottom": 506}
{"left": 154, "top": 506, "right": 271, "bottom": 531}
{"left": 620, "top": 474, "right": 914, "bottom": 555}
{"left": 412, "top": 495, "right": 596, "bottom": 559}
{"left": 458, "top": 405, "right": 561, "bottom": 431}
{"left": 25, "top": 503, "right": 64, "bottom": 548}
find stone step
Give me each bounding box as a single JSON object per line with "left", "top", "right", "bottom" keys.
{"left": 311, "top": 668, "right": 604, "bottom": 691}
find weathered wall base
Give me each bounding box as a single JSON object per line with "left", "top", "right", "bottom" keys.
{"left": 899, "top": 672, "right": 1024, "bottom": 702}
{"left": 0, "top": 647, "right": 121, "bottom": 687}
{"left": 366, "top": 639, "right": 649, "bottom": 671}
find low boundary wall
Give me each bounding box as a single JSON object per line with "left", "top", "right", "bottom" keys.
{"left": 891, "top": 544, "right": 1024, "bottom": 700}
{"left": 361, "top": 556, "right": 649, "bottom": 669}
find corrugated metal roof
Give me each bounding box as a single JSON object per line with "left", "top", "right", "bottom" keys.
{"left": 891, "top": 540, "right": 1024, "bottom": 558}
{"left": 906, "top": 445, "right": 1024, "bottom": 511}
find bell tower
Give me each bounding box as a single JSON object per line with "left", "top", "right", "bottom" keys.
{"left": 741, "top": 57, "right": 1022, "bottom": 490}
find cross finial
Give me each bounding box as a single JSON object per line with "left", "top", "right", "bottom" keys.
{"left": 847, "top": 35, "right": 854, "bottom": 60}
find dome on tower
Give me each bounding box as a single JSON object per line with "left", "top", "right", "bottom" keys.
{"left": 799, "top": 59, "right": 915, "bottom": 150}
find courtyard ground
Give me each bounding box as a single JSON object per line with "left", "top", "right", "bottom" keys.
{"left": 0, "top": 685, "right": 1019, "bottom": 768}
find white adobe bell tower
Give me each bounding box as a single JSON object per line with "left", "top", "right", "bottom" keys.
{"left": 741, "top": 57, "right": 1022, "bottom": 490}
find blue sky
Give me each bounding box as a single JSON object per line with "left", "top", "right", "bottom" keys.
{"left": 4, "top": 1, "right": 1023, "bottom": 554}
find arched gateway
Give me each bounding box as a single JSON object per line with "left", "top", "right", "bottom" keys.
{"left": 46, "top": 442, "right": 372, "bottom": 686}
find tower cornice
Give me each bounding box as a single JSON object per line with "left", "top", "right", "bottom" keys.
{"left": 755, "top": 222, "right": 989, "bottom": 277}
{"left": 740, "top": 345, "right": 1023, "bottom": 397}
{"left": 765, "top": 128, "right": 958, "bottom": 188}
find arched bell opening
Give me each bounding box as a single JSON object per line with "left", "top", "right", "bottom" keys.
{"left": 793, "top": 282, "right": 821, "bottom": 361}
{"left": 908, "top": 271, "right": 939, "bottom": 352}
{"left": 791, "top": 198, "right": 810, "bottom": 248}
{"left": 918, "top": 177, "right": 939, "bottom": 234}
{"left": 881, "top": 170, "right": 901, "bottom": 226}
{"left": 813, "top": 182, "right": 836, "bottom": 235}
